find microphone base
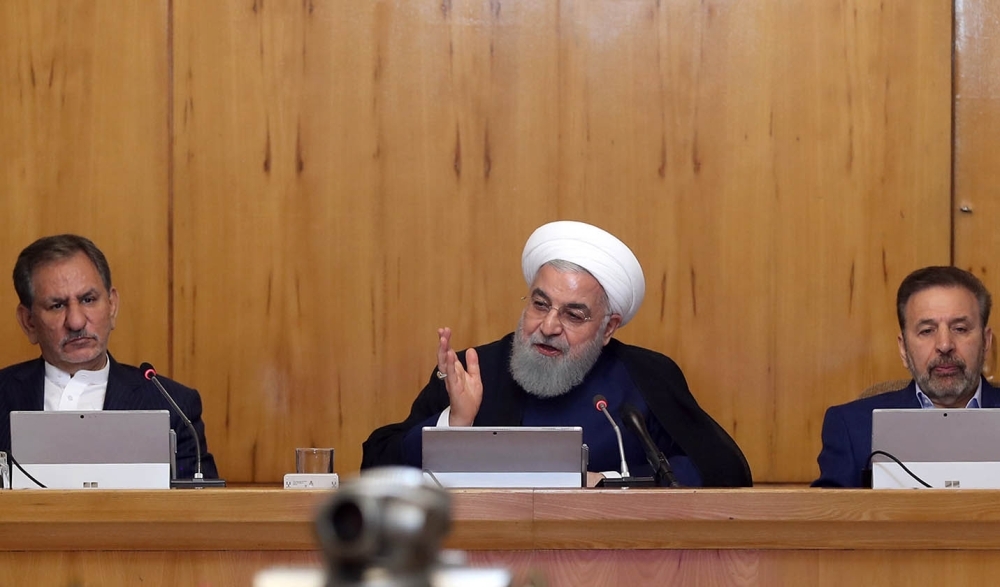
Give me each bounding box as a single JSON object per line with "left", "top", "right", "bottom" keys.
{"left": 596, "top": 476, "right": 657, "bottom": 488}
{"left": 171, "top": 477, "right": 227, "bottom": 489}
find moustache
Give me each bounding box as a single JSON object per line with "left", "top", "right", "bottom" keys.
{"left": 529, "top": 332, "right": 569, "bottom": 353}
{"left": 61, "top": 333, "right": 97, "bottom": 346}
{"left": 929, "top": 357, "right": 965, "bottom": 371}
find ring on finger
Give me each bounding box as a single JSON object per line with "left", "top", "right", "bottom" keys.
{"left": 436, "top": 370, "right": 448, "bottom": 380}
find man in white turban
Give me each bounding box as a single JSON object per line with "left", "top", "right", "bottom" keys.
{"left": 363, "top": 221, "right": 751, "bottom": 487}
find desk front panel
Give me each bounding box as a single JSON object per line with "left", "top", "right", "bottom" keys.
{"left": 4, "top": 488, "right": 998, "bottom": 586}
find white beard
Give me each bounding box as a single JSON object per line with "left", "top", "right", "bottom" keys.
{"left": 508, "top": 315, "right": 607, "bottom": 398}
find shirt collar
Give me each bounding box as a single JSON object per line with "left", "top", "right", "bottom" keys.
{"left": 43, "top": 354, "right": 111, "bottom": 387}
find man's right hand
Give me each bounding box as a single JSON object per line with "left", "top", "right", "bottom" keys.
{"left": 436, "top": 327, "right": 483, "bottom": 427}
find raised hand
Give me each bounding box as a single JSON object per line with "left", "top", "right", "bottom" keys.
{"left": 436, "top": 327, "right": 483, "bottom": 427}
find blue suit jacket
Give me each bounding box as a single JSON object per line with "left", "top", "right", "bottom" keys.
{"left": 812, "top": 378, "right": 1000, "bottom": 487}
{"left": 0, "top": 356, "right": 218, "bottom": 479}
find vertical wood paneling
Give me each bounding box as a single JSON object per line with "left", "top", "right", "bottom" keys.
{"left": 642, "top": 0, "right": 953, "bottom": 480}
{"left": 0, "top": 0, "right": 954, "bottom": 483}
{"left": 0, "top": 2, "right": 170, "bottom": 370}
{"left": 954, "top": 0, "right": 1000, "bottom": 382}
{"left": 172, "top": 0, "right": 951, "bottom": 482}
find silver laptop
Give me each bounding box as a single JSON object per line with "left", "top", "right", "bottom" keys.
{"left": 9, "top": 410, "right": 172, "bottom": 489}
{"left": 422, "top": 426, "right": 586, "bottom": 488}
{"left": 871, "top": 408, "right": 1000, "bottom": 489}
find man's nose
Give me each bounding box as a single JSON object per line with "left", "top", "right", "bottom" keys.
{"left": 64, "top": 302, "right": 87, "bottom": 331}
{"left": 539, "top": 308, "right": 564, "bottom": 336}
{"left": 935, "top": 331, "right": 956, "bottom": 353}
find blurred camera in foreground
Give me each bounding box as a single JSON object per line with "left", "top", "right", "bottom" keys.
{"left": 254, "top": 466, "right": 512, "bottom": 587}
{"left": 318, "top": 466, "right": 449, "bottom": 585}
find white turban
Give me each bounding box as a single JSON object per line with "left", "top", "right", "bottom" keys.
{"left": 521, "top": 221, "right": 645, "bottom": 326}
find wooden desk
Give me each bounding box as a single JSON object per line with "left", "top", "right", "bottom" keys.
{"left": 4, "top": 488, "right": 1000, "bottom": 585}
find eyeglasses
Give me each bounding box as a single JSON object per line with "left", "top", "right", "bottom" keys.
{"left": 521, "top": 296, "right": 597, "bottom": 329}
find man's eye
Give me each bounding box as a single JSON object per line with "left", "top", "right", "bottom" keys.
{"left": 563, "top": 310, "right": 588, "bottom": 324}
{"left": 532, "top": 300, "right": 550, "bottom": 312}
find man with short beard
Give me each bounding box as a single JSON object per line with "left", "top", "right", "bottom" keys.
{"left": 813, "top": 265, "right": 1000, "bottom": 487}
{"left": 362, "top": 221, "right": 752, "bottom": 488}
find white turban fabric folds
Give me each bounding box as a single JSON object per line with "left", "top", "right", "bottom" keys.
{"left": 521, "top": 221, "right": 645, "bottom": 326}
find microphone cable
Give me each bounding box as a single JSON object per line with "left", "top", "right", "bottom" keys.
{"left": 865, "top": 450, "right": 931, "bottom": 488}
{"left": 2, "top": 452, "right": 48, "bottom": 489}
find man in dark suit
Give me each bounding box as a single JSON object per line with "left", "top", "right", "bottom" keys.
{"left": 0, "top": 234, "right": 218, "bottom": 480}
{"left": 814, "top": 266, "right": 996, "bottom": 487}
{"left": 362, "top": 221, "right": 752, "bottom": 487}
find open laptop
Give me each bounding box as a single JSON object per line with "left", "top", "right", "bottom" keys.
{"left": 421, "top": 426, "right": 586, "bottom": 488}
{"left": 870, "top": 408, "right": 1000, "bottom": 489}
{"left": 9, "top": 410, "right": 172, "bottom": 489}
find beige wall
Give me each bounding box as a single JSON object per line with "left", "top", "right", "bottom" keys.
{"left": 0, "top": 0, "right": 977, "bottom": 483}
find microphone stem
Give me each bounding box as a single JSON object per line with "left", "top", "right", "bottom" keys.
{"left": 148, "top": 375, "right": 203, "bottom": 477}
{"left": 599, "top": 408, "right": 630, "bottom": 478}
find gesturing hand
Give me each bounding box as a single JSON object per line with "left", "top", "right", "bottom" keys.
{"left": 436, "top": 327, "right": 482, "bottom": 427}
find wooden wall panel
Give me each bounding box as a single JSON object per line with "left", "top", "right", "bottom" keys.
{"left": 172, "top": 0, "right": 951, "bottom": 482}
{"left": 649, "top": 1, "right": 952, "bottom": 480}
{"left": 0, "top": 0, "right": 955, "bottom": 484}
{"left": 954, "top": 0, "right": 1000, "bottom": 382}
{"left": 0, "top": 2, "right": 170, "bottom": 370}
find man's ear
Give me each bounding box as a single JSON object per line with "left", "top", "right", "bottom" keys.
{"left": 16, "top": 304, "right": 39, "bottom": 345}
{"left": 601, "top": 314, "right": 623, "bottom": 346}
{"left": 896, "top": 332, "right": 908, "bottom": 369}
{"left": 108, "top": 287, "right": 119, "bottom": 331}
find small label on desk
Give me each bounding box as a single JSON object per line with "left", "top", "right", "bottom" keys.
{"left": 283, "top": 473, "right": 339, "bottom": 490}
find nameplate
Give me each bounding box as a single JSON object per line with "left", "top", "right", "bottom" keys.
{"left": 283, "top": 473, "right": 339, "bottom": 490}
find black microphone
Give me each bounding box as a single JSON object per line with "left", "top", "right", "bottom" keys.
{"left": 593, "top": 394, "right": 630, "bottom": 478}
{"left": 621, "top": 403, "right": 681, "bottom": 488}
{"left": 141, "top": 362, "right": 226, "bottom": 489}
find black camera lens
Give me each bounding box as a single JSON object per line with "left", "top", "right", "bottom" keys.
{"left": 331, "top": 501, "right": 364, "bottom": 542}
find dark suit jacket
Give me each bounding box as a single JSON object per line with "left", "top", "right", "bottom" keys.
{"left": 0, "top": 356, "right": 218, "bottom": 479}
{"left": 362, "top": 334, "right": 753, "bottom": 487}
{"left": 813, "top": 378, "right": 1000, "bottom": 487}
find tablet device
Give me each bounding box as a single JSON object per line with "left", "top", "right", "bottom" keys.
{"left": 421, "top": 426, "right": 586, "bottom": 488}
{"left": 10, "top": 410, "right": 172, "bottom": 489}
{"left": 871, "top": 408, "right": 1000, "bottom": 489}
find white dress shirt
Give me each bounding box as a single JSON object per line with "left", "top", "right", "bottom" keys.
{"left": 43, "top": 355, "right": 110, "bottom": 411}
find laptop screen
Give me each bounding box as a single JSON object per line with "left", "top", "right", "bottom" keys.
{"left": 421, "top": 426, "right": 585, "bottom": 488}
{"left": 9, "top": 410, "right": 171, "bottom": 489}
{"left": 871, "top": 408, "right": 1000, "bottom": 489}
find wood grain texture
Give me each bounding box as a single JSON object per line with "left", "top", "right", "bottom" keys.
{"left": 6, "top": 489, "right": 1000, "bottom": 586}
{"left": 4, "top": 549, "right": 999, "bottom": 587}
{"left": 0, "top": 1, "right": 171, "bottom": 370}
{"left": 0, "top": 0, "right": 955, "bottom": 484}
{"left": 168, "top": 0, "right": 951, "bottom": 483}
{"left": 0, "top": 552, "right": 323, "bottom": 587}
{"left": 8, "top": 488, "right": 1000, "bottom": 551}
{"left": 470, "top": 550, "right": 1000, "bottom": 587}
{"left": 954, "top": 0, "right": 1000, "bottom": 385}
